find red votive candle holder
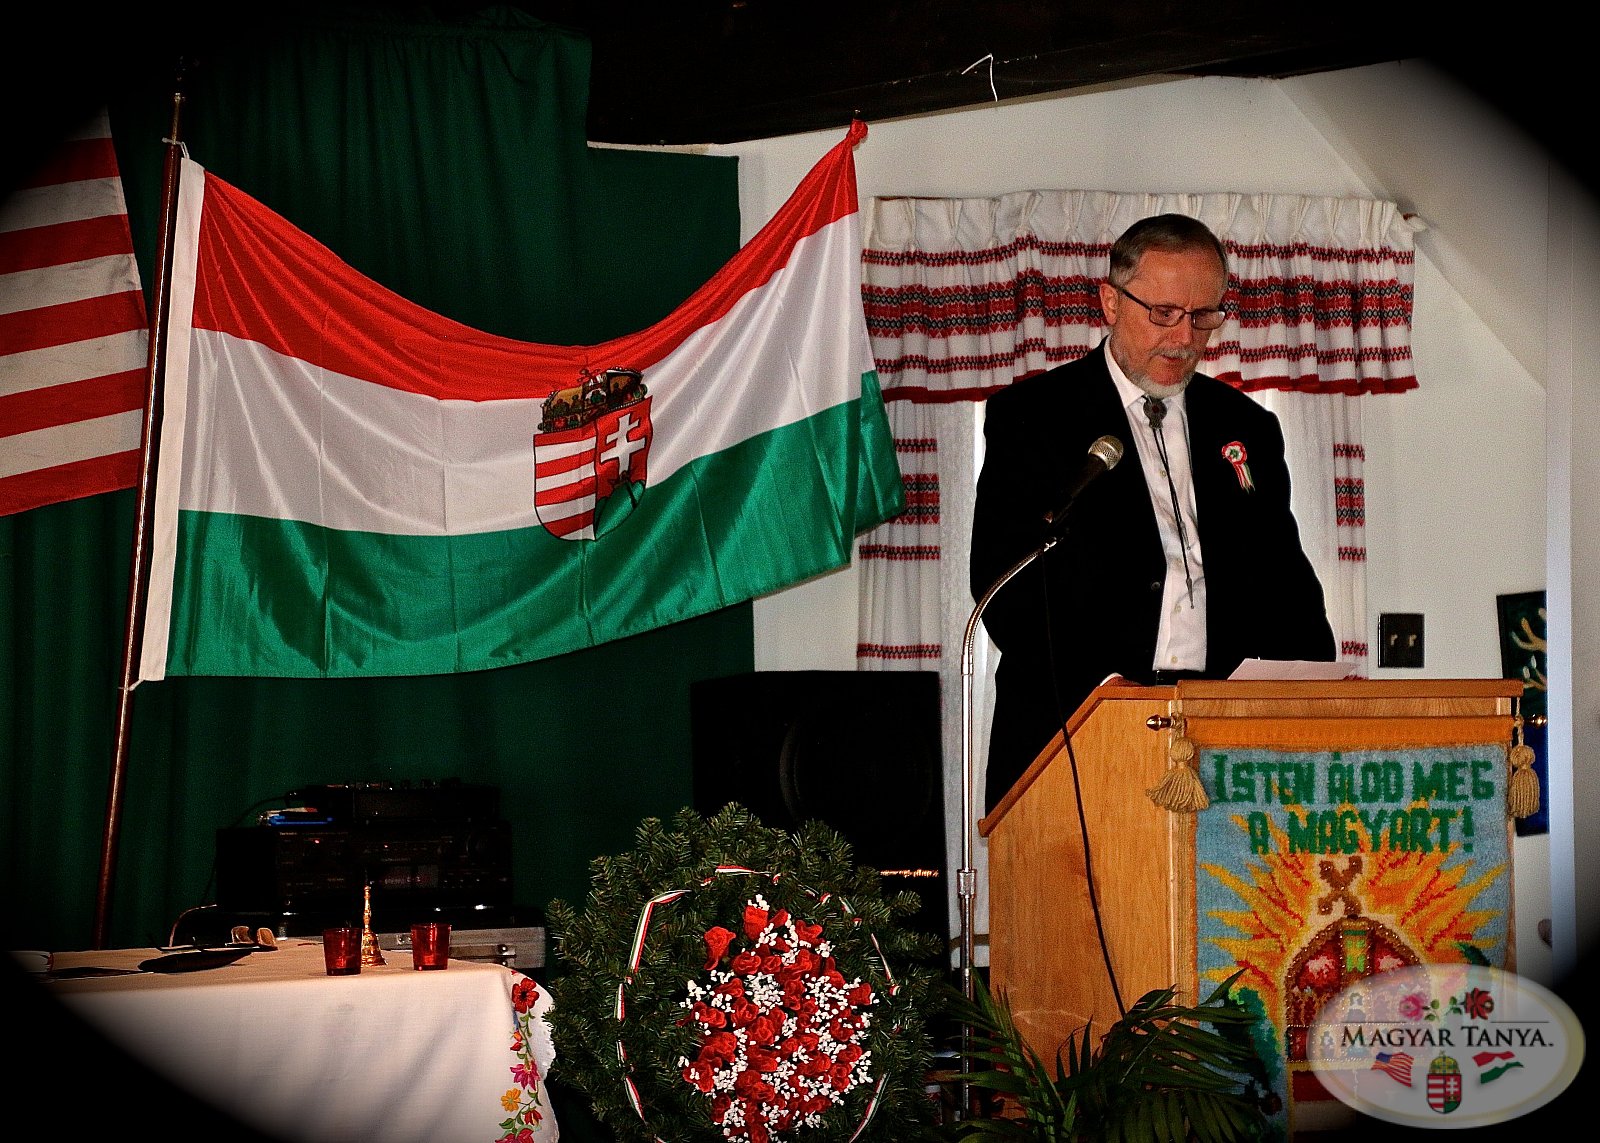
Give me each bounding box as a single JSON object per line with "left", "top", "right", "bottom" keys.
{"left": 322, "top": 927, "right": 362, "bottom": 976}
{"left": 410, "top": 921, "right": 451, "bottom": 970}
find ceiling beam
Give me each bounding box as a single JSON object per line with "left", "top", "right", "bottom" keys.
{"left": 565, "top": 3, "right": 1428, "bottom": 143}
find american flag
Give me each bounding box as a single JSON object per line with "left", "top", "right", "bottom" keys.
{"left": 0, "top": 109, "right": 147, "bottom": 516}
{"left": 1372, "top": 1050, "right": 1414, "bottom": 1086}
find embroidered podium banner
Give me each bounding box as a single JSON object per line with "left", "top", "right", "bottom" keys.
{"left": 1194, "top": 744, "right": 1511, "bottom": 1135}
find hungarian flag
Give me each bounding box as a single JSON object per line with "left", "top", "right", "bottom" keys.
{"left": 138, "top": 121, "right": 901, "bottom": 680}
{"left": 1473, "top": 1050, "right": 1523, "bottom": 1084}
{"left": 0, "top": 110, "right": 147, "bottom": 516}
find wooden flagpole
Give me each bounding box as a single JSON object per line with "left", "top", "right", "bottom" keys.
{"left": 93, "top": 63, "right": 188, "bottom": 949}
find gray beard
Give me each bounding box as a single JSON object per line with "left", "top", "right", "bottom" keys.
{"left": 1108, "top": 338, "right": 1198, "bottom": 400}
{"left": 1129, "top": 371, "right": 1193, "bottom": 401}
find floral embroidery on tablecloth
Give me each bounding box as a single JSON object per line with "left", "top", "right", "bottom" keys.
{"left": 497, "top": 974, "right": 546, "bottom": 1141}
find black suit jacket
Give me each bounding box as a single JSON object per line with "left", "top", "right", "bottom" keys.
{"left": 970, "top": 343, "right": 1336, "bottom": 811}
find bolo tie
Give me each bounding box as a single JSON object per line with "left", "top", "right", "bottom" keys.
{"left": 1143, "top": 395, "right": 1194, "bottom": 605}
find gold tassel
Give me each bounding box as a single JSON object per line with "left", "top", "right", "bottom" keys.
{"left": 1506, "top": 717, "right": 1540, "bottom": 819}
{"left": 1147, "top": 713, "right": 1209, "bottom": 813}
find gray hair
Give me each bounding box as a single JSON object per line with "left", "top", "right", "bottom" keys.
{"left": 1106, "top": 214, "right": 1228, "bottom": 287}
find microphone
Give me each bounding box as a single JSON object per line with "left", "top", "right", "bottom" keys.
{"left": 1043, "top": 435, "right": 1124, "bottom": 528}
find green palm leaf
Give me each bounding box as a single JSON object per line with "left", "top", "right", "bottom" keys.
{"left": 943, "top": 970, "right": 1272, "bottom": 1143}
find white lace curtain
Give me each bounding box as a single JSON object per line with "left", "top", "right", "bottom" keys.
{"left": 853, "top": 189, "right": 1423, "bottom": 956}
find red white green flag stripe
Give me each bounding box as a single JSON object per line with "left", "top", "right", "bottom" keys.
{"left": 138, "top": 121, "right": 900, "bottom": 679}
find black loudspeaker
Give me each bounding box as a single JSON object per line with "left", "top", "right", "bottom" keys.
{"left": 690, "top": 670, "right": 948, "bottom": 950}
{"left": 215, "top": 821, "right": 514, "bottom": 936}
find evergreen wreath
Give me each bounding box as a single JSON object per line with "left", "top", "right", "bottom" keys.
{"left": 546, "top": 803, "right": 949, "bottom": 1143}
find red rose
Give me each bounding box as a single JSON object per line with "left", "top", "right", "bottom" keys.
{"left": 703, "top": 925, "right": 735, "bottom": 969}
{"left": 1462, "top": 988, "right": 1495, "bottom": 1019}
{"left": 681, "top": 1062, "right": 716, "bottom": 1093}
{"left": 747, "top": 1046, "right": 780, "bottom": 1073}
{"left": 837, "top": 1043, "right": 863, "bottom": 1065}
{"left": 795, "top": 919, "right": 824, "bottom": 943}
{"left": 700, "top": 1030, "right": 739, "bottom": 1066}
{"left": 743, "top": 904, "right": 770, "bottom": 940}
{"left": 734, "top": 1070, "right": 774, "bottom": 1100}
{"left": 731, "top": 950, "right": 764, "bottom": 975}
{"left": 848, "top": 982, "right": 874, "bottom": 1006}
{"left": 689, "top": 1000, "right": 727, "bottom": 1028}
{"left": 749, "top": 1012, "right": 781, "bottom": 1045}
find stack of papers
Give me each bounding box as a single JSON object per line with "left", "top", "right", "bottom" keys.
{"left": 1228, "top": 659, "right": 1360, "bottom": 681}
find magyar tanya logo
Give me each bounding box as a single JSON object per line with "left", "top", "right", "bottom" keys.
{"left": 1309, "top": 964, "right": 1584, "bottom": 1128}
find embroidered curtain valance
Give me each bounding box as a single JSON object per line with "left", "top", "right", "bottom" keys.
{"left": 862, "top": 189, "right": 1424, "bottom": 402}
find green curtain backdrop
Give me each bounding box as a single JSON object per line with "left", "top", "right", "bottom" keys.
{"left": 0, "top": 6, "right": 751, "bottom": 955}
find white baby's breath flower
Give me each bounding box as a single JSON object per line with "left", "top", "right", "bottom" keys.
{"left": 682, "top": 897, "right": 876, "bottom": 1137}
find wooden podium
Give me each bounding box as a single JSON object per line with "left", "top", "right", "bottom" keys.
{"left": 978, "top": 677, "right": 1523, "bottom": 1068}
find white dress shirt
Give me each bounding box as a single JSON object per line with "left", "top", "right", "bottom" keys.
{"left": 1105, "top": 346, "right": 1207, "bottom": 671}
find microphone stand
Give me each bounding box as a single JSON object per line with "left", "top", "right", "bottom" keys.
{"left": 954, "top": 530, "right": 1060, "bottom": 1118}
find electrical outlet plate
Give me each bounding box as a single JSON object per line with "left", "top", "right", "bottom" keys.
{"left": 1379, "top": 613, "right": 1424, "bottom": 668}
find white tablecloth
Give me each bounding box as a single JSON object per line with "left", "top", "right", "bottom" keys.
{"left": 43, "top": 940, "right": 558, "bottom": 1143}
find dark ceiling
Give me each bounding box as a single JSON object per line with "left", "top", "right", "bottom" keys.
{"left": 6, "top": 3, "right": 1578, "bottom": 194}
{"left": 497, "top": 4, "right": 1577, "bottom": 188}
{"left": 532, "top": 1, "right": 1436, "bottom": 145}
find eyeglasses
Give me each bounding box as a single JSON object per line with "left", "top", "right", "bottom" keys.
{"left": 1116, "top": 286, "right": 1227, "bottom": 331}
